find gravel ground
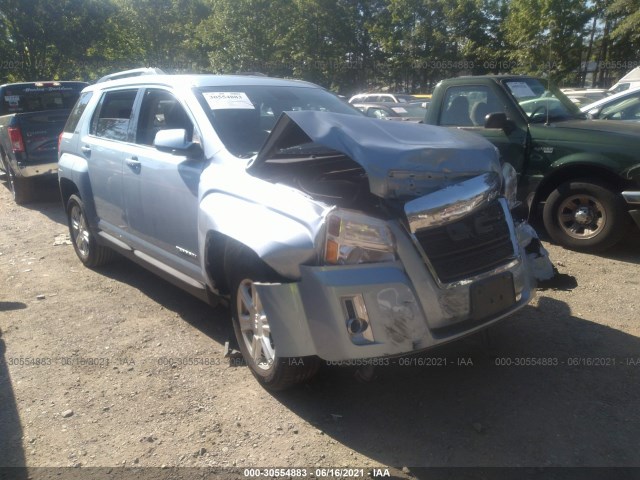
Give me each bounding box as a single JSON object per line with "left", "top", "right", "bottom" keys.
{"left": 1, "top": 176, "right": 639, "bottom": 478}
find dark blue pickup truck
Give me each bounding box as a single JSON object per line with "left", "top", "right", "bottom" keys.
{"left": 0, "top": 81, "right": 87, "bottom": 203}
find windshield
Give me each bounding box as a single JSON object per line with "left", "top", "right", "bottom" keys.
{"left": 393, "top": 103, "right": 426, "bottom": 117}
{"left": 196, "top": 85, "right": 361, "bottom": 158}
{"left": 502, "top": 78, "right": 584, "bottom": 123}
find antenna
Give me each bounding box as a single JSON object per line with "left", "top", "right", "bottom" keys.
{"left": 546, "top": 20, "right": 553, "bottom": 126}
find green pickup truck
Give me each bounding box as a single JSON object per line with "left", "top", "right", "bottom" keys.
{"left": 424, "top": 75, "right": 640, "bottom": 251}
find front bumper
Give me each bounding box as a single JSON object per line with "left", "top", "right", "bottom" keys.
{"left": 255, "top": 221, "right": 537, "bottom": 362}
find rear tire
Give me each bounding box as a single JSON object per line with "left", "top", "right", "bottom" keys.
{"left": 542, "top": 179, "right": 628, "bottom": 252}
{"left": 67, "top": 194, "right": 116, "bottom": 267}
{"left": 7, "top": 167, "right": 33, "bottom": 205}
{"left": 226, "top": 246, "right": 319, "bottom": 391}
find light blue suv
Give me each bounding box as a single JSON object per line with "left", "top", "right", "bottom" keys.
{"left": 58, "top": 69, "right": 551, "bottom": 390}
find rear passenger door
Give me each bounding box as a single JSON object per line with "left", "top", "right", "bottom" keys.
{"left": 120, "top": 88, "right": 204, "bottom": 278}
{"left": 84, "top": 88, "right": 139, "bottom": 236}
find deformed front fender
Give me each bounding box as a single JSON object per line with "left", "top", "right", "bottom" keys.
{"left": 198, "top": 189, "right": 330, "bottom": 279}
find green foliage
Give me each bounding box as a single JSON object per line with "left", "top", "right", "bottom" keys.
{"left": 196, "top": 0, "right": 294, "bottom": 75}
{"left": 0, "top": 0, "right": 117, "bottom": 81}
{"left": 609, "top": 0, "right": 640, "bottom": 42}
{"left": 503, "top": 0, "right": 591, "bottom": 83}
{"left": 0, "top": 0, "right": 636, "bottom": 89}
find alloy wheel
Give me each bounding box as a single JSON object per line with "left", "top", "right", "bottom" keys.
{"left": 236, "top": 278, "right": 275, "bottom": 371}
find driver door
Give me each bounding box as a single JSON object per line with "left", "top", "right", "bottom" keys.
{"left": 121, "top": 88, "right": 205, "bottom": 278}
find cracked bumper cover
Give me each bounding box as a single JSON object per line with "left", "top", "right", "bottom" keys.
{"left": 255, "top": 234, "right": 535, "bottom": 362}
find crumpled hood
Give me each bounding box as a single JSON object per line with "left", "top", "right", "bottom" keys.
{"left": 248, "top": 111, "right": 501, "bottom": 199}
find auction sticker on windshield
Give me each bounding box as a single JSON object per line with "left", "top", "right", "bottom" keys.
{"left": 203, "top": 92, "right": 254, "bottom": 110}
{"left": 506, "top": 81, "right": 536, "bottom": 99}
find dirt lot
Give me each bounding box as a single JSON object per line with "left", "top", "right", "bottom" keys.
{"left": 1, "top": 177, "right": 639, "bottom": 477}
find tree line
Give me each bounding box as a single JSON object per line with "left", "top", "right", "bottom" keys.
{"left": 0, "top": 0, "right": 638, "bottom": 94}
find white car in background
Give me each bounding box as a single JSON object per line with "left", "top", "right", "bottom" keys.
{"left": 581, "top": 86, "right": 640, "bottom": 121}
{"left": 608, "top": 66, "right": 640, "bottom": 94}
{"left": 348, "top": 92, "right": 417, "bottom": 104}
{"left": 561, "top": 88, "right": 609, "bottom": 107}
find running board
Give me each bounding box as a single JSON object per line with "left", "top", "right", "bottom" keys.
{"left": 98, "top": 231, "right": 132, "bottom": 251}
{"left": 133, "top": 250, "right": 206, "bottom": 290}
{"left": 98, "top": 230, "right": 207, "bottom": 292}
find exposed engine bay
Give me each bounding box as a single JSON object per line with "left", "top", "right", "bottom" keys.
{"left": 252, "top": 145, "right": 386, "bottom": 213}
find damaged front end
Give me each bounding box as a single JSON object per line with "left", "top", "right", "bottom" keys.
{"left": 245, "top": 111, "right": 552, "bottom": 361}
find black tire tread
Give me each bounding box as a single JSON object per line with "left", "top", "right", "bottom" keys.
{"left": 225, "top": 243, "right": 320, "bottom": 391}
{"left": 542, "top": 178, "right": 629, "bottom": 252}
{"left": 67, "top": 194, "right": 116, "bottom": 268}
{"left": 8, "top": 168, "right": 33, "bottom": 205}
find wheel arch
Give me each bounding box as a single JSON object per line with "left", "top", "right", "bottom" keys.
{"left": 59, "top": 177, "right": 80, "bottom": 208}
{"left": 58, "top": 167, "right": 100, "bottom": 229}
{"left": 204, "top": 230, "right": 286, "bottom": 296}
{"left": 198, "top": 191, "right": 322, "bottom": 289}
{"left": 203, "top": 230, "right": 233, "bottom": 295}
{"left": 530, "top": 162, "right": 628, "bottom": 218}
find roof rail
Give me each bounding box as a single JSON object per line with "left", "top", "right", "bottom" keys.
{"left": 97, "top": 67, "right": 166, "bottom": 84}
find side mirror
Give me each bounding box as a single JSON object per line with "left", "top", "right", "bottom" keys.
{"left": 484, "top": 112, "right": 515, "bottom": 134}
{"left": 154, "top": 129, "right": 203, "bottom": 158}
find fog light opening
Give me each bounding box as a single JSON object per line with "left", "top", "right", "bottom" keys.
{"left": 347, "top": 317, "right": 369, "bottom": 335}
{"left": 342, "top": 295, "right": 375, "bottom": 344}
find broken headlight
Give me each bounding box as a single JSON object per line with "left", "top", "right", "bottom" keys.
{"left": 324, "top": 210, "right": 396, "bottom": 265}
{"left": 502, "top": 162, "right": 519, "bottom": 210}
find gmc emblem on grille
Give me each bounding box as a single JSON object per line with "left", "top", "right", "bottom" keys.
{"left": 446, "top": 211, "right": 501, "bottom": 241}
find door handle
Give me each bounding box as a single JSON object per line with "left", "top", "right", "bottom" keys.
{"left": 126, "top": 156, "right": 141, "bottom": 172}
{"left": 80, "top": 145, "right": 91, "bottom": 157}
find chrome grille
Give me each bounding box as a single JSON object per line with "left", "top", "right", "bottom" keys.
{"left": 414, "top": 200, "right": 515, "bottom": 283}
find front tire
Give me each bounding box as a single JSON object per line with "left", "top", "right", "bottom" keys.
{"left": 542, "top": 179, "right": 628, "bottom": 252}
{"left": 67, "top": 194, "right": 116, "bottom": 267}
{"left": 226, "top": 247, "right": 319, "bottom": 390}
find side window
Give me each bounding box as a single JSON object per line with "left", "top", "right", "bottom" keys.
{"left": 613, "top": 83, "right": 630, "bottom": 94}
{"left": 601, "top": 96, "right": 640, "bottom": 120}
{"left": 90, "top": 90, "right": 138, "bottom": 141}
{"left": 64, "top": 91, "right": 93, "bottom": 133}
{"left": 135, "top": 89, "right": 194, "bottom": 146}
{"left": 368, "top": 108, "right": 389, "bottom": 119}
{"left": 440, "top": 85, "right": 505, "bottom": 127}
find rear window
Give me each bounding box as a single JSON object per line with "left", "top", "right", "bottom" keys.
{"left": 0, "top": 82, "right": 87, "bottom": 115}
{"left": 64, "top": 92, "right": 93, "bottom": 134}
{"left": 90, "top": 89, "right": 138, "bottom": 142}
